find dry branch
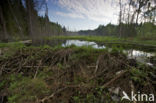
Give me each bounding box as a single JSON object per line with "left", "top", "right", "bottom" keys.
{"left": 34, "top": 60, "right": 42, "bottom": 79}
{"left": 39, "top": 87, "right": 68, "bottom": 103}
{"left": 101, "top": 70, "right": 127, "bottom": 88}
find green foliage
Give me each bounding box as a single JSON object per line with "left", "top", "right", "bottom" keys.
{"left": 69, "top": 45, "right": 106, "bottom": 62}
{"left": 47, "top": 35, "right": 122, "bottom": 43}
{"left": 111, "top": 46, "right": 124, "bottom": 54}
{"left": 37, "top": 68, "right": 53, "bottom": 79}
{"left": 74, "top": 76, "right": 85, "bottom": 84}
{"left": 0, "top": 81, "right": 6, "bottom": 90}
{"left": 47, "top": 35, "right": 156, "bottom": 45}
{"left": 0, "top": 42, "right": 25, "bottom": 48}
{"left": 0, "top": 42, "right": 26, "bottom": 59}
{"left": 57, "top": 63, "right": 64, "bottom": 69}
{"left": 72, "top": 87, "right": 117, "bottom": 103}
{"left": 8, "top": 76, "right": 50, "bottom": 103}
{"left": 95, "top": 24, "right": 118, "bottom": 36}
{"left": 130, "top": 67, "right": 147, "bottom": 84}
{"left": 79, "top": 22, "right": 156, "bottom": 39}
{"left": 72, "top": 93, "right": 97, "bottom": 103}
{"left": 42, "top": 45, "right": 52, "bottom": 49}
{"left": 138, "top": 22, "right": 156, "bottom": 39}
{"left": 0, "top": 0, "right": 65, "bottom": 41}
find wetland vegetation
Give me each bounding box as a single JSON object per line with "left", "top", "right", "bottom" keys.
{"left": 0, "top": 0, "right": 156, "bottom": 103}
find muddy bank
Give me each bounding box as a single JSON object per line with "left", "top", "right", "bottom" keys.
{"left": 0, "top": 47, "right": 156, "bottom": 103}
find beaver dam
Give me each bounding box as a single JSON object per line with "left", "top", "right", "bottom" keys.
{"left": 0, "top": 40, "right": 156, "bottom": 103}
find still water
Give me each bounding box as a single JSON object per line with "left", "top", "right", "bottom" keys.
{"left": 62, "top": 40, "right": 155, "bottom": 65}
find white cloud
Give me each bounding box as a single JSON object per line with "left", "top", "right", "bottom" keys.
{"left": 56, "top": 0, "right": 120, "bottom": 24}
{"left": 56, "top": 12, "right": 84, "bottom": 19}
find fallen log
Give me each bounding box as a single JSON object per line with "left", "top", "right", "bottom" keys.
{"left": 19, "top": 40, "right": 32, "bottom": 46}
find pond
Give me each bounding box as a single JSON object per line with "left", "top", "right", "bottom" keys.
{"left": 61, "top": 40, "right": 155, "bottom": 66}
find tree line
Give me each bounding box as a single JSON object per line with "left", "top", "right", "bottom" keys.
{"left": 0, "top": 0, "right": 66, "bottom": 42}
{"left": 79, "top": 22, "right": 156, "bottom": 38}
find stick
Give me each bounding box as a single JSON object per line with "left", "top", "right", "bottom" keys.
{"left": 34, "top": 60, "right": 42, "bottom": 79}
{"left": 23, "top": 66, "right": 47, "bottom": 68}
{"left": 101, "top": 70, "right": 127, "bottom": 88}
{"left": 94, "top": 56, "right": 100, "bottom": 74}
{"left": 130, "top": 80, "right": 136, "bottom": 103}
{"left": 39, "top": 87, "right": 68, "bottom": 103}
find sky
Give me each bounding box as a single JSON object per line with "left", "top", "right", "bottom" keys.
{"left": 43, "top": 0, "right": 120, "bottom": 31}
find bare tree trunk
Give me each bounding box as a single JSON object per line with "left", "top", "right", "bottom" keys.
{"left": 119, "top": 0, "right": 122, "bottom": 37}
{"left": 128, "top": 0, "right": 132, "bottom": 24}
{"left": 0, "top": 6, "right": 8, "bottom": 42}
{"left": 26, "top": 0, "right": 33, "bottom": 36}
{"left": 45, "top": 2, "right": 50, "bottom": 36}
{"left": 131, "top": 10, "right": 137, "bottom": 23}
{"left": 136, "top": 12, "right": 140, "bottom": 25}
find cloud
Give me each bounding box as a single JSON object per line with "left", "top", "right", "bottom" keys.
{"left": 56, "top": 0, "right": 120, "bottom": 24}
{"left": 56, "top": 12, "right": 84, "bottom": 19}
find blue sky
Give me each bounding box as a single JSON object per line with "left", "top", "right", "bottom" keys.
{"left": 43, "top": 0, "right": 120, "bottom": 31}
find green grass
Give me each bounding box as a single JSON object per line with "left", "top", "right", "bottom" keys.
{"left": 8, "top": 74, "right": 50, "bottom": 103}
{"left": 45, "top": 35, "right": 123, "bottom": 42}
{"left": 0, "top": 42, "right": 26, "bottom": 59}
{"left": 0, "top": 42, "right": 26, "bottom": 48}
{"left": 45, "top": 35, "right": 156, "bottom": 45}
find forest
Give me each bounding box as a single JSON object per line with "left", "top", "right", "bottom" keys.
{"left": 0, "top": 0, "right": 156, "bottom": 103}
{"left": 0, "top": 0, "right": 65, "bottom": 42}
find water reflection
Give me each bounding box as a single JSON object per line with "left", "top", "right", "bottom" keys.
{"left": 62, "top": 40, "right": 105, "bottom": 49}
{"left": 126, "top": 50, "right": 155, "bottom": 58}
{"left": 125, "top": 50, "right": 155, "bottom": 64}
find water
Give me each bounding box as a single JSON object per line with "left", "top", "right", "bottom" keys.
{"left": 62, "top": 40, "right": 155, "bottom": 65}
{"left": 125, "top": 50, "right": 155, "bottom": 65}
{"left": 62, "top": 40, "right": 105, "bottom": 49}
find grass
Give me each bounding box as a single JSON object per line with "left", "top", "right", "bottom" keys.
{"left": 45, "top": 35, "right": 123, "bottom": 42}
{"left": 8, "top": 74, "right": 50, "bottom": 103}
{"left": 45, "top": 35, "right": 156, "bottom": 45}
{"left": 0, "top": 42, "right": 26, "bottom": 48}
